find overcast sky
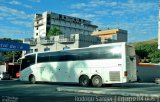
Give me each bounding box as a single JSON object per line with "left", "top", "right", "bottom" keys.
{"left": 0, "top": 0, "right": 158, "bottom": 42}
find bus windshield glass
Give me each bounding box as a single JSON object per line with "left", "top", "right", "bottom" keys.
{"left": 20, "top": 54, "right": 36, "bottom": 71}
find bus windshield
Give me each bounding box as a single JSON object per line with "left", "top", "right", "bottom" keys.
{"left": 20, "top": 54, "right": 36, "bottom": 71}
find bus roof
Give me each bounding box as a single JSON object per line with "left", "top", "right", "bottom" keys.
{"left": 89, "top": 42, "right": 126, "bottom": 47}
{"left": 23, "top": 42, "right": 127, "bottom": 57}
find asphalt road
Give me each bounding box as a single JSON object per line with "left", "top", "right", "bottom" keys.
{"left": 0, "top": 80, "right": 160, "bottom": 102}
{"left": 0, "top": 80, "right": 88, "bottom": 102}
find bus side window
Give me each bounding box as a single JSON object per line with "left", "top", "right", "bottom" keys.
{"left": 49, "top": 52, "right": 65, "bottom": 62}
{"left": 37, "top": 53, "right": 50, "bottom": 63}
{"left": 65, "top": 54, "right": 76, "bottom": 61}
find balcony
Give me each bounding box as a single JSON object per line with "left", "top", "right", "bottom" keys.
{"left": 34, "top": 16, "right": 43, "bottom": 21}
{"left": 34, "top": 22, "right": 44, "bottom": 27}
{"left": 24, "top": 38, "right": 37, "bottom": 46}
{"left": 40, "top": 37, "right": 54, "bottom": 45}
{"left": 58, "top": 35, "right": 75, "bottom": 44}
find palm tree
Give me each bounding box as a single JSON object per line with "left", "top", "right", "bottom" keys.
{"left": 47, "top": 26, "right": 62, "bottom": 37}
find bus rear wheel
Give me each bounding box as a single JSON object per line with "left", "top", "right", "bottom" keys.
{"left": 79, "top": 75, "right": 90, "bottom": 87}
{"left": 91, "top": 75, "right": 102, "bottom": 87}
{"left": 29, "top": 75, "right": 36, "bottom": 84}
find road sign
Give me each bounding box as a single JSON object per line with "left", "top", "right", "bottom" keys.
{"left": 0, "top": 40, "right": 30, "bottom": 51}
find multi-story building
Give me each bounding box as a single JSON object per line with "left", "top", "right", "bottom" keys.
{"left": 23, "top": 11, "right": 100, "bottom": 54}
{"left": 33, "top": 11, "right": 98, "bottom": 38}
{"left": 92, "top": 29, "right": 128, "bottom": 43}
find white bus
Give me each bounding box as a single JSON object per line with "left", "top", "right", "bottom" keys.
{"left": 18, "top": 42, "right": 137, "bottom": 87}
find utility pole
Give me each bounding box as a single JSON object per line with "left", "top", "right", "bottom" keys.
{"left": 12, "top": 51, "right": 15, "bottom": 63}
{"left": 158, "top": 0, "right": 160, "bottom": 49}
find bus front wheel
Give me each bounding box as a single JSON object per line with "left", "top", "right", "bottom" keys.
{"left": 29, "top": 75, "right": 36, "bottom": 84}
{"left": 91, "top": 75, "right": 102, "bottom": 87}
{"left": 79, "top": 75, "right": 90, "bottom": 87}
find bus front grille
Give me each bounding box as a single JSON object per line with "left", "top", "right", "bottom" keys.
{"left": 109, "top": 71, "right": 120, "bottom": 81}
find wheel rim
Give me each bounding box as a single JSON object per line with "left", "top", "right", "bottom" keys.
{"left": 80, "top": 76, "right": 89, "bottom": 86}
{"left": 31, "top": 77, "right": 35, "bottom": 82}
{"left": 83, "top": 79, "right": 87, "bottom": 85}
{"left": 30, "top": 76, "right": 35, "bottom": 83}
{"left": 92, "top": 76, "right": 102, "bottom": 87}
{"left": 94, "top": 79, "right": 100, "bottom": 84}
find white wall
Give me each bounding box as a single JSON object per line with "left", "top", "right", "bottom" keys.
{"left": 137, "top": 65, "right": 160, "bottom": 82}
{"left": 0, "top": 65, "right": 6, "bottom": 72}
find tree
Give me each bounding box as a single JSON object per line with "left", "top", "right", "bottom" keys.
{"left": 47, "top": 26, "right": 62, "bottom": 37}
{"left": 133, "top": 39, "right": 160, "bottom": 63}
{"left": 4, "top": 51, "right": 22, "bottom": 62}
{"left": 149, "top": 51, "right": 160, "bottom": 63}
{"left": 134, "top": 43, "right": 150, "bottom": 59}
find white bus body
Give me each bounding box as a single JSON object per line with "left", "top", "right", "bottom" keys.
{"left": 19, "top": 42, "right": 137, "bottom": 87}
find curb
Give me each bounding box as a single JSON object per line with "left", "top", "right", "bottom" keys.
{"left": 56, "top": 87, "right": 160, "bottom": 98}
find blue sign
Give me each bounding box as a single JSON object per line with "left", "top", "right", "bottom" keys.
{"left": 0, "top": 40, "right": 30, "bottom": 51}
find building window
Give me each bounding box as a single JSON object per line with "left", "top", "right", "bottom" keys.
{"left": 47, "top": 27, "right": 50, "bottom": 33}
{"left": 44, "top": 47, "right": 50, "bottom": 51}
{"left": 63, "top": 46, "right": 70, "bottom": 50}
{"left": 26, "top": 51, "right": 30, "bottom": 54}
{"left": 112, "top": 34, "right": 117, "bottom": 40}
{"left": 36, "top": 33, "right": 38, "bottom": 36}
{"left": 37, "top": 27, "right": 38, "bottom": 30}
{"left": 59, "top": 15, "right": 62, "bottom": 19}
{"left": 47, "top": 21, "right": 51, "bottom": 25}
{"left": 26, "top": 49, "right": 33, "bottom": 54}
{"left": 47, "top": 14, "right": 51, "bottom": 20}
{"left": 35, "top": 49, "right": 38, "bottom": 52}
{"left": 30, "top": 49, "right": 33, "bottom": 53}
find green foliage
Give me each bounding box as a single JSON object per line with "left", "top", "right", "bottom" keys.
{"left": 149, "top": 51, "right": 160, "bottom": 63}
{"left": 47, "top": 26, "right": 62, "bottom": 37}
{"left": 133, "top": 40, "right": 160, "bottom": 63}
{"left": 3, "top": 51, "right": 22, "bottom": 62}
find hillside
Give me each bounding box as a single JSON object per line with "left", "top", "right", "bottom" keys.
{"left": 133, "top": 39, "right": 158, "bottom": 46}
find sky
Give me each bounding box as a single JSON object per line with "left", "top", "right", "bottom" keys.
{"left": 0, "top": 0, "right": 158, "bottom": 42}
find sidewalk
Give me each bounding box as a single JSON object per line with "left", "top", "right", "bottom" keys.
{"left": 57, "top": 83, "right": 160, "bottom": 97}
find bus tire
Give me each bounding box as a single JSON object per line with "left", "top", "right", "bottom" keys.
{"left": 91, "top": 75, "right": 102, "bottom": 87}
{"left": 79, "top": 75, "right": 90, "bottom": 87}
{"left": 29, "top": 75, "right": 36, "bottom": 84}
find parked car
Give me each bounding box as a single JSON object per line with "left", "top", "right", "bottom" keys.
{"left": 0, "top": 72, "right": 10, "bottom": 80}
{"left": 155, "top": 78, "right": 160, "bottom": 84}
{"left": 0, "top": 72, "right": 3, "bottom": 80}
